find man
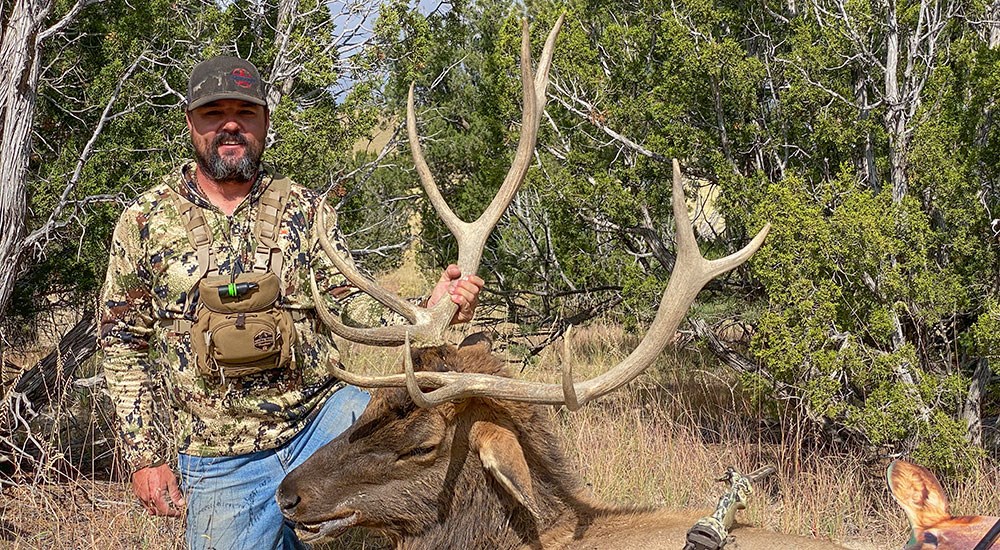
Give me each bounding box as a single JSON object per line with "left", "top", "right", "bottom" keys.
{"left": 99, "top": 56, "right": 483, "bottom": 549}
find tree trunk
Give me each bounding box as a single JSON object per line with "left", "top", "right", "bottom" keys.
{"left": 1, "top": 315, "right": 98, "bottom": 477}
{"left": 0, "top": 0, "right": 51, "bottom": 316}
{"left": 962, "top": 358, "right": 993, "bottom": 445}
{"left": 7, "top": 315, "right": 98, "bottom": 415}
{"left": 710, "top": 73, "right": 733, "bottom": 166}
{"left": 990, "top": 0, "right": 1000, "bottom": 48}
{"left": 883, "top": 2, "right": 909, "bottom": 202}
{"left": 266, "top": 0, "right": 300, "bottom": 110}
{"left": 854, "top": 72, "right": 878, "bottom": 191}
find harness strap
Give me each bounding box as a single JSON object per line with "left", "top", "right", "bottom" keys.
{"left": 176, "top": 196, "right": 217, "bottom": 282}
{"left": 157, "top": 308, "right": 310, "bottom": 330}
{"left": 253, "top": 175, "right": 292, "bottom": 276}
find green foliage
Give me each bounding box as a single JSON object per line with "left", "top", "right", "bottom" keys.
{"left": 911, "top": 411, "right": 986, "bottom": 478}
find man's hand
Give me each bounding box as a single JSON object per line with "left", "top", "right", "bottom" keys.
{"left": 426, "top": 264, "right": 484, "bottom": 324}
{"left": 132, "top": 463, "right": 186, "bottom": 517}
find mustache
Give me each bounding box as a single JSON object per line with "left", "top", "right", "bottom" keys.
{"left": 211, "top": 131, "right": 249, "bottom": 149}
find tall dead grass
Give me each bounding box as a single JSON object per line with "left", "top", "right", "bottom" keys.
{"left": 2, "top": 319, "right": 997, "bottom": 549}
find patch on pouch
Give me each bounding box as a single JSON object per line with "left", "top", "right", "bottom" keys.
{"left": 254, "top": 329, "right": 275, "bottom": 350}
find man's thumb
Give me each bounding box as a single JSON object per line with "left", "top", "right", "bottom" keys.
{"left": 169, "top": 480, "right": 186, "bottom": 506}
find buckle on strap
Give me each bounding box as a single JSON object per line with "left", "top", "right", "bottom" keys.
{"left": 288, "top": 309, "right": 311, "bottom": 322}
{"left": 157, "top": 318, "right": 193, "bottom": 333}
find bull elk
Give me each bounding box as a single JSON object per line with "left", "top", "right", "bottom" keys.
{"left": 277, "top": 16, "right": 843, "bottom": 550}
{"left": 888, "top": 460, "right": 1000, "bottom": 550}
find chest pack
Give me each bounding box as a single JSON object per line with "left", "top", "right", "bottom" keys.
{"left": 173, "top": 175, "right": 297, "bottom": 382}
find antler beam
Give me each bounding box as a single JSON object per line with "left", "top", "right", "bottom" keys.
{"left": 311, "top": 15, "right": 564, "bottom": 348}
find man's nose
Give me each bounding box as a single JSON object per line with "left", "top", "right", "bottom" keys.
{"left": 220, "top": 118, "right": 242, "bottom": 133}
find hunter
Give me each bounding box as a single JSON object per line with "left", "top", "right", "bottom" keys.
{"left": 98, "top": 55, "right": 483, "bottom": 549}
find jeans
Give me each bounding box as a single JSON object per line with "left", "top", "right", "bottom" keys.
{"left": 178, "top": 385, "right": 371, "bottom": 550}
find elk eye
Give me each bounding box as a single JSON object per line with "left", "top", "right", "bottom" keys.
{"left": 397, "top": 445, "right": 436, "bottom": 461}
{"left": 923, "top": 532, "right": 938, "bottom": 545}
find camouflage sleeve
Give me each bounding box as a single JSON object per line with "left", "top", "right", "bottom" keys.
{"left": 309, "top": 199, "right": 410, "bottom": 328}
{"left": 98, "top": 206, "right": 165, "bottom": 471}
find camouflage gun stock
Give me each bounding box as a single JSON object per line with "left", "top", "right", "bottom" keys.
{"left": 683, "top": 465, "right": 776, "bottom": 550}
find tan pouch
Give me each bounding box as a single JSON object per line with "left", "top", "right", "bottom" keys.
{"left": 190, "top": 271, "right": 296, "bottom": 381}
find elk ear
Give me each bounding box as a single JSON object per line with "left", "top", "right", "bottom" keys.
{"left": 458, "top": 332, "right": 493, "bottom": 352}
{"left": 888, "top": 460, "right": 951, "bottom": 531}
{"left": 470, "top": 420, "right": 539, "bottom": 519}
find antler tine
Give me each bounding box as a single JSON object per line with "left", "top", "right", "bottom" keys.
{"left": 670, "top": 159, "right": 771, "bottom": 283}
{"left": 309, "top": 195, "right": 448, "bottom": 347}
{"left": 560, "top": 325, "right": 582, "bottom": 411}
{"left": 407, "top": 83, "right": 463, "bottom": 239}
{"left": 533, "top": 14, "right": 564, "bottom": 108}
{"left": 314, "top": 196, "right": 422, "bottom": 322}
{"left": 365, "top": 159, "right": 769, "bottom": 408}
{"left": 310, "top": 272, "right": 432, "bottom": 347}
{"left": 314, "top": 200, "right": 457, "bottom": 348}
{"left": 411, "top": 17, "right": 558, "bottom": 275}
{"left": 311, "top": 18, "right": 562, "bottom": 349}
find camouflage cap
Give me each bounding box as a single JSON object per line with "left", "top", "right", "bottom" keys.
{"left": 187, "top": 56, "right": 267, "bottom": 111}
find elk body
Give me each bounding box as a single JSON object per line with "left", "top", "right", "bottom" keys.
{"left": 276, "top": 337, "right": 845, "bottom": 550}
{"left": 888, "top": 460, "right": 1000, "bottom": 550}
{"left": 278, "top": 15, "right": 843, "bottom": 550}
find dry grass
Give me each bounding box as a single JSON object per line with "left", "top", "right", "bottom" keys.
{"left": 3, "top": 320, "right": 998, "bottom": 549}
{"left": 4, "top": 483, "right": 184, "bottom": 549}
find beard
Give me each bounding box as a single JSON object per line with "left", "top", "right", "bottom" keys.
{"left": 194, "top": 131, "right": 263, "bottom": 184}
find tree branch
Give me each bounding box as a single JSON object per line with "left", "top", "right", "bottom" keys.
{"left": 23, "top": 51, "right": 148, "bottom": 253}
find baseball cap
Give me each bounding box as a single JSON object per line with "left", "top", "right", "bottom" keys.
{"left": 186, "top": 56, "right": 267, "bottom": 111}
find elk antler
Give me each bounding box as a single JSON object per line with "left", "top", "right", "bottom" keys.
{"left": 311, "top": 15, "right": 564, "bottom": 348}
{"left": 330, "top": 160, "right": 770, "bottom": 409}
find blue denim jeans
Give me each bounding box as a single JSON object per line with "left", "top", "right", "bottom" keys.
{"left": 178, "top": 385, "right": 371, "bottom": 550}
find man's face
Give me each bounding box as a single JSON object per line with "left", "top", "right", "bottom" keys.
{"left": 186, "top": 99, "right": 269, "bottom": 184}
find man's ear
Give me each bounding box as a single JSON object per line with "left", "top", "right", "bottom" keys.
{"left": 470, "top": 419, "right": 539, "bottom": 519}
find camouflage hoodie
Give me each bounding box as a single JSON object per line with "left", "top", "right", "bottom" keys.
{"left": 99, "top": 162, "right": 387, "bottom": 470}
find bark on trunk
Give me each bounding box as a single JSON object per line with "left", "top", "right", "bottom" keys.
{"left": 883, "top": 3, "right": 909, "bottom": 202}
{"left": 991, "top": 0, "right": 1000, "bottom": 48}
{"left": 0, "top": 0, "right": 51, "bottom": 315}
{"left": 962, "top": 358, "right": 993, "bottom": 445}
{"left": 266, "top": 0, "right": 300, "bottom": 110}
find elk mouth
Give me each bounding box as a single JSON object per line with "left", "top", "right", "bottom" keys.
{"left": 295, "top": 510, "right": 360, "bottom": 543}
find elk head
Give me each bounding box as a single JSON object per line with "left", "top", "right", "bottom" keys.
{"left": 276, "top": 334, "right": 590, "bottom": 547}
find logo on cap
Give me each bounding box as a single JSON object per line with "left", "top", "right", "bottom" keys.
{"left": 231, "top": 68, "right": 257, "bottom": 89}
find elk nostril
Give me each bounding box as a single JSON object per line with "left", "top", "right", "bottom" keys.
{"left": 276, "top": 488, "right": 301, "bottom": 513}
